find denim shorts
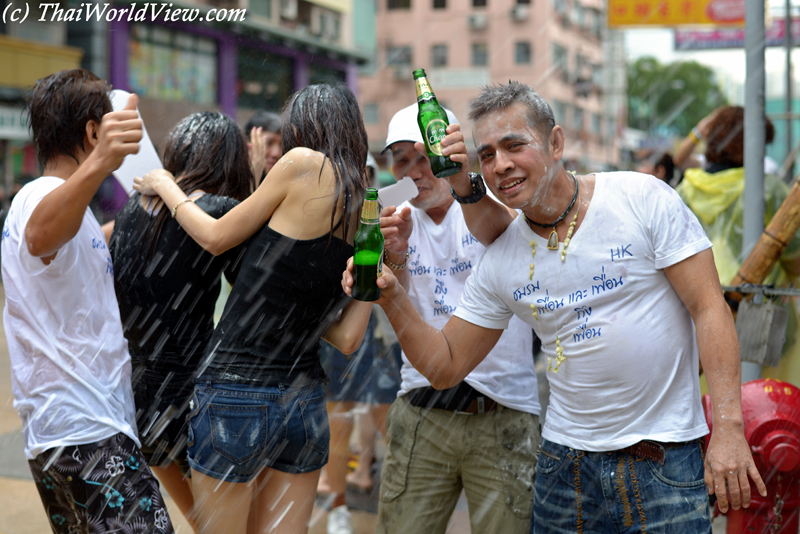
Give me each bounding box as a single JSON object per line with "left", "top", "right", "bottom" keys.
{"left": 186, "top": 381, "right": 330, "bottom": 483}
{"left": 532, "top": 438, "right": 711, "bottom": 534}
{"left": 320, "top": 338, "right": 402, "bottom": 405}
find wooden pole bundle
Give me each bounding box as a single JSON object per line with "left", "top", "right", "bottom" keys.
{"left": 727, "top": 178, "right": 800, "bottom": 302}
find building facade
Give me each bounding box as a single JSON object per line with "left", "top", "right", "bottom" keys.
{"left": 359, "top": 0, "right": 621, "bottom": 171}
{"left": 0, "top": 0, "right": 374, "bottom": 216}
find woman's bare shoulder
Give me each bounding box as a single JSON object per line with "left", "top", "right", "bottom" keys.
{"left": 275, "top": 147, "right": 325, "bottom": 174}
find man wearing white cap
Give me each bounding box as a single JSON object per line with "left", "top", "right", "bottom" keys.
{"left": 375, "top": 103, "right": 540, "bottom": 534}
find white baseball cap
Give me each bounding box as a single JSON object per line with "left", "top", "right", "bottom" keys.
{"left": 382, "top": 103, "right": 459, "bottom": 153}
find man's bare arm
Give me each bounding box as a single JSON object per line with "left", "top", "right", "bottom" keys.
{"left": 663, "top": 249, "right": 767, "bottom": 513}
{"left": 26, "top": 95, "right": 141, "bottom": 259}
{"left": 342, "top": 257, "right": 502, "bottom": 388}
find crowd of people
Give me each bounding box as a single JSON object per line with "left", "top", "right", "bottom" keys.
{"left": 1, "top": 67, "right": 776, "bottom": 534}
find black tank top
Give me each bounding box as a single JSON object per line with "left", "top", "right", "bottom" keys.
{"left": 110, "top": 194, "right": 245, "bottom": 389}
{"left": 200, "top": 222, "right": 354, "bottom": 385}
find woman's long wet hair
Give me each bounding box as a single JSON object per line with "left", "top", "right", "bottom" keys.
{"left": 281, "top": 83, "right": 369, "bottom": 244}
{"left": 143, "top": 112, "right": 255, "bottom": 255}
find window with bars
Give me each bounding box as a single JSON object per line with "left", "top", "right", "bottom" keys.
{"left": 364, "top": 104, "right": 379, "bottom": 124}
{"left": 431, "top": 45, "right": 448, "bottom": 67}
{"left": 387, "top": 46, "right": 412, "bottom": 67}
{"left": 515, "top": 42, "right": 531, "bottom": 65}
{"left": 472, "top": 42, "right": 488, "bottom": 66}
{"left": 552, "top": 101, "right": 567, "bottom": 125}
{"left": 388, "top": 0, "right": 411, "bottom": 10}
{"left": 552, "top": 43, "right": 568, "bottom": 72}
{"left": 573, "top": 107, "right": 584, "bottom": 130}
{"left": 591, "top": 113, "right": 601, "bottom": 134}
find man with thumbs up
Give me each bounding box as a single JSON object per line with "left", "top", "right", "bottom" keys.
{"left": 1, "top": 70, "right": 174, "bottom": 533}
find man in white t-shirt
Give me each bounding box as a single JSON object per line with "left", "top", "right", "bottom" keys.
{"left": 373, "top": 104, "right": 540, "bottom": 534}
{"left": 2, "top": 70, "right": 174, "bottom": 533}
{"left": 346, "top": 82, "right": 766, "bottom": 533}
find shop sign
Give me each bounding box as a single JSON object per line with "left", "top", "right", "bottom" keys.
{"left": 0, "top": 107, "right": 30, "bottom": 141}
{"left": 608, "top": 0, "right": 745, "bottom": 27}
{"left": 675, "top": 17, "right": 800, "bottom": 50}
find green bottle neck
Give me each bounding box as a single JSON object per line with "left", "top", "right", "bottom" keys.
{"left": 361, "top": 199, "right": 379, "bottom": 222}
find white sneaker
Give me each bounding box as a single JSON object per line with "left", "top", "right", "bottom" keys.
{"left": 327, "top": 505, "right": 353, "bottom": 534}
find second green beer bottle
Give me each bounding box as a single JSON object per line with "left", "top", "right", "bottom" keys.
{"left": 352, "top": 188, "right": 383, "bottom": 301}
{"left": 414, "top": 68, "right": 462, "bottom": 178}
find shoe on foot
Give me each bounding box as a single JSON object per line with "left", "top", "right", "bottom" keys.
{"left": 327, "top": 505, "right": 353, "bottom": 534}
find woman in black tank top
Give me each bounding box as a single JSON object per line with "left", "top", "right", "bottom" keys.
{"left": 133, "top": 84, "right": 374, "bottom": 534}
{"left": 110, "top": 112, "right": 254, "bottom": 528}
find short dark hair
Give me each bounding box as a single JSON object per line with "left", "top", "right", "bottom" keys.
{"left": 705, "top": 106, "right": 775, "bottom": 168}
{"left": 654, "top": 152, "right": 675, "bottom": 182}
{"left": 245, "top": 111, "right": 282, "bottom": 135}
{"left": 26, "top": 69, "right": 112, "bottom": 169}
{"left": 469, "top": 81, "right": 555, "bottom": 141}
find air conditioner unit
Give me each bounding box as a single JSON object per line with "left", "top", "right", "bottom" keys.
{"left": 510, "top": 5, "right": 528, "bottom": 21}
{"left": 280, "top": 0, "right": 298, "bottom": 20}
{"left": 468, "top": 13, "right": 487, "bottom": 30}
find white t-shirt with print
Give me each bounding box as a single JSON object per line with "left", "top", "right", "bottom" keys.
{"left": 398, "top": 200, "right": 540, "bottom": 415}
{"left": 454, "top": 172, "right": 712, "bottom": 451}
{"left": 2, "top": 177, "right": 139, "bottom": 459}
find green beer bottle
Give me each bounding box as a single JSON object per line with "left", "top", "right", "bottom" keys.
{"left": 352, "top": 188, "right": 384, "bottom": 301}
{"left": 413, "top": 68, "right": 462, "bottom": 178}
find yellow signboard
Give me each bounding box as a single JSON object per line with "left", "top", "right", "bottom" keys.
{"left": 608, "top": 0, "right": 745, "bottom": 27}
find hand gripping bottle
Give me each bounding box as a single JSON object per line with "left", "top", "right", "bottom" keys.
{"left": 352, "top": 188, "right": 383, "bottom": 301}
{"left": 414, "top": 68, "right": 462, "bottom": 178}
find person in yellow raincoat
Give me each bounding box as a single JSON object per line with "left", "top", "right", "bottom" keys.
{"left": 674, "top": 105, "right": 800, "bottom": 385}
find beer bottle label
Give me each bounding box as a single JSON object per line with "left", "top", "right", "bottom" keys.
{"left": 425, "top": 119, "right": 448, "bottom": 156}
{"left": 361, "top": 199, "right": 380, "bottom": 221}
{"left": 415, "top": 78, "right": 434, "bottom": 102}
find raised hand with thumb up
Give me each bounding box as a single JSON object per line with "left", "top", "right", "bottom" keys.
{"left": 91, "top": 93, "right": 143, "bottom": 175}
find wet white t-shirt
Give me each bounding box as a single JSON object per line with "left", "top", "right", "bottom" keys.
{"left": 2, "top": 177, "right": 139, "bottom": 459}
{"left": 455, "top": 172, "right": 712, "bottom": 450}
{"left": 398, "top": 200, "right": 540, "bottom": 415}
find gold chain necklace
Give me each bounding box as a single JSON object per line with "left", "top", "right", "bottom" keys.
{"left": 526, "top": 173, "right": 580, "bottom": 372}
{"left": 523, "top": 171, "right": 579, "bottom": 250}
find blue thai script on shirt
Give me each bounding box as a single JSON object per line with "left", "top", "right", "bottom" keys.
{"left": 591, "top": 266, "right": 623, "bottom": 295}
{"left": 573, "top": 321, "right": 601, "bottom": 343}
{"left": 610, "top": 244, "right": 633, "bottom": 261}
{"left": 450, "top": 256, "right": 472, "bottom": 275}
{"left": 513, "top": 281, "right": 540, "bottom": 302}
{"left": 461, "top": 233, "right": 479, "bottom": 247}
{"left": 535, "top": 290, "right": 565, "bottom": 316}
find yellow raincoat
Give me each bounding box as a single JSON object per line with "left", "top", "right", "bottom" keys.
{"left": 678, "top": 167, "right": 800, "bottom": 385}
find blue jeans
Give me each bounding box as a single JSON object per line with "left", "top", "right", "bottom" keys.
{"left": 187, "top": 382, "right": 329, "bottom": 482}
{"left": 532, "top": 438, "right": 711, "bottom": 534}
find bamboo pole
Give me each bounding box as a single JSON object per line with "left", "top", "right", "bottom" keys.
{"left": 727, "top": 178, "right": 800, "bottom": 302}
